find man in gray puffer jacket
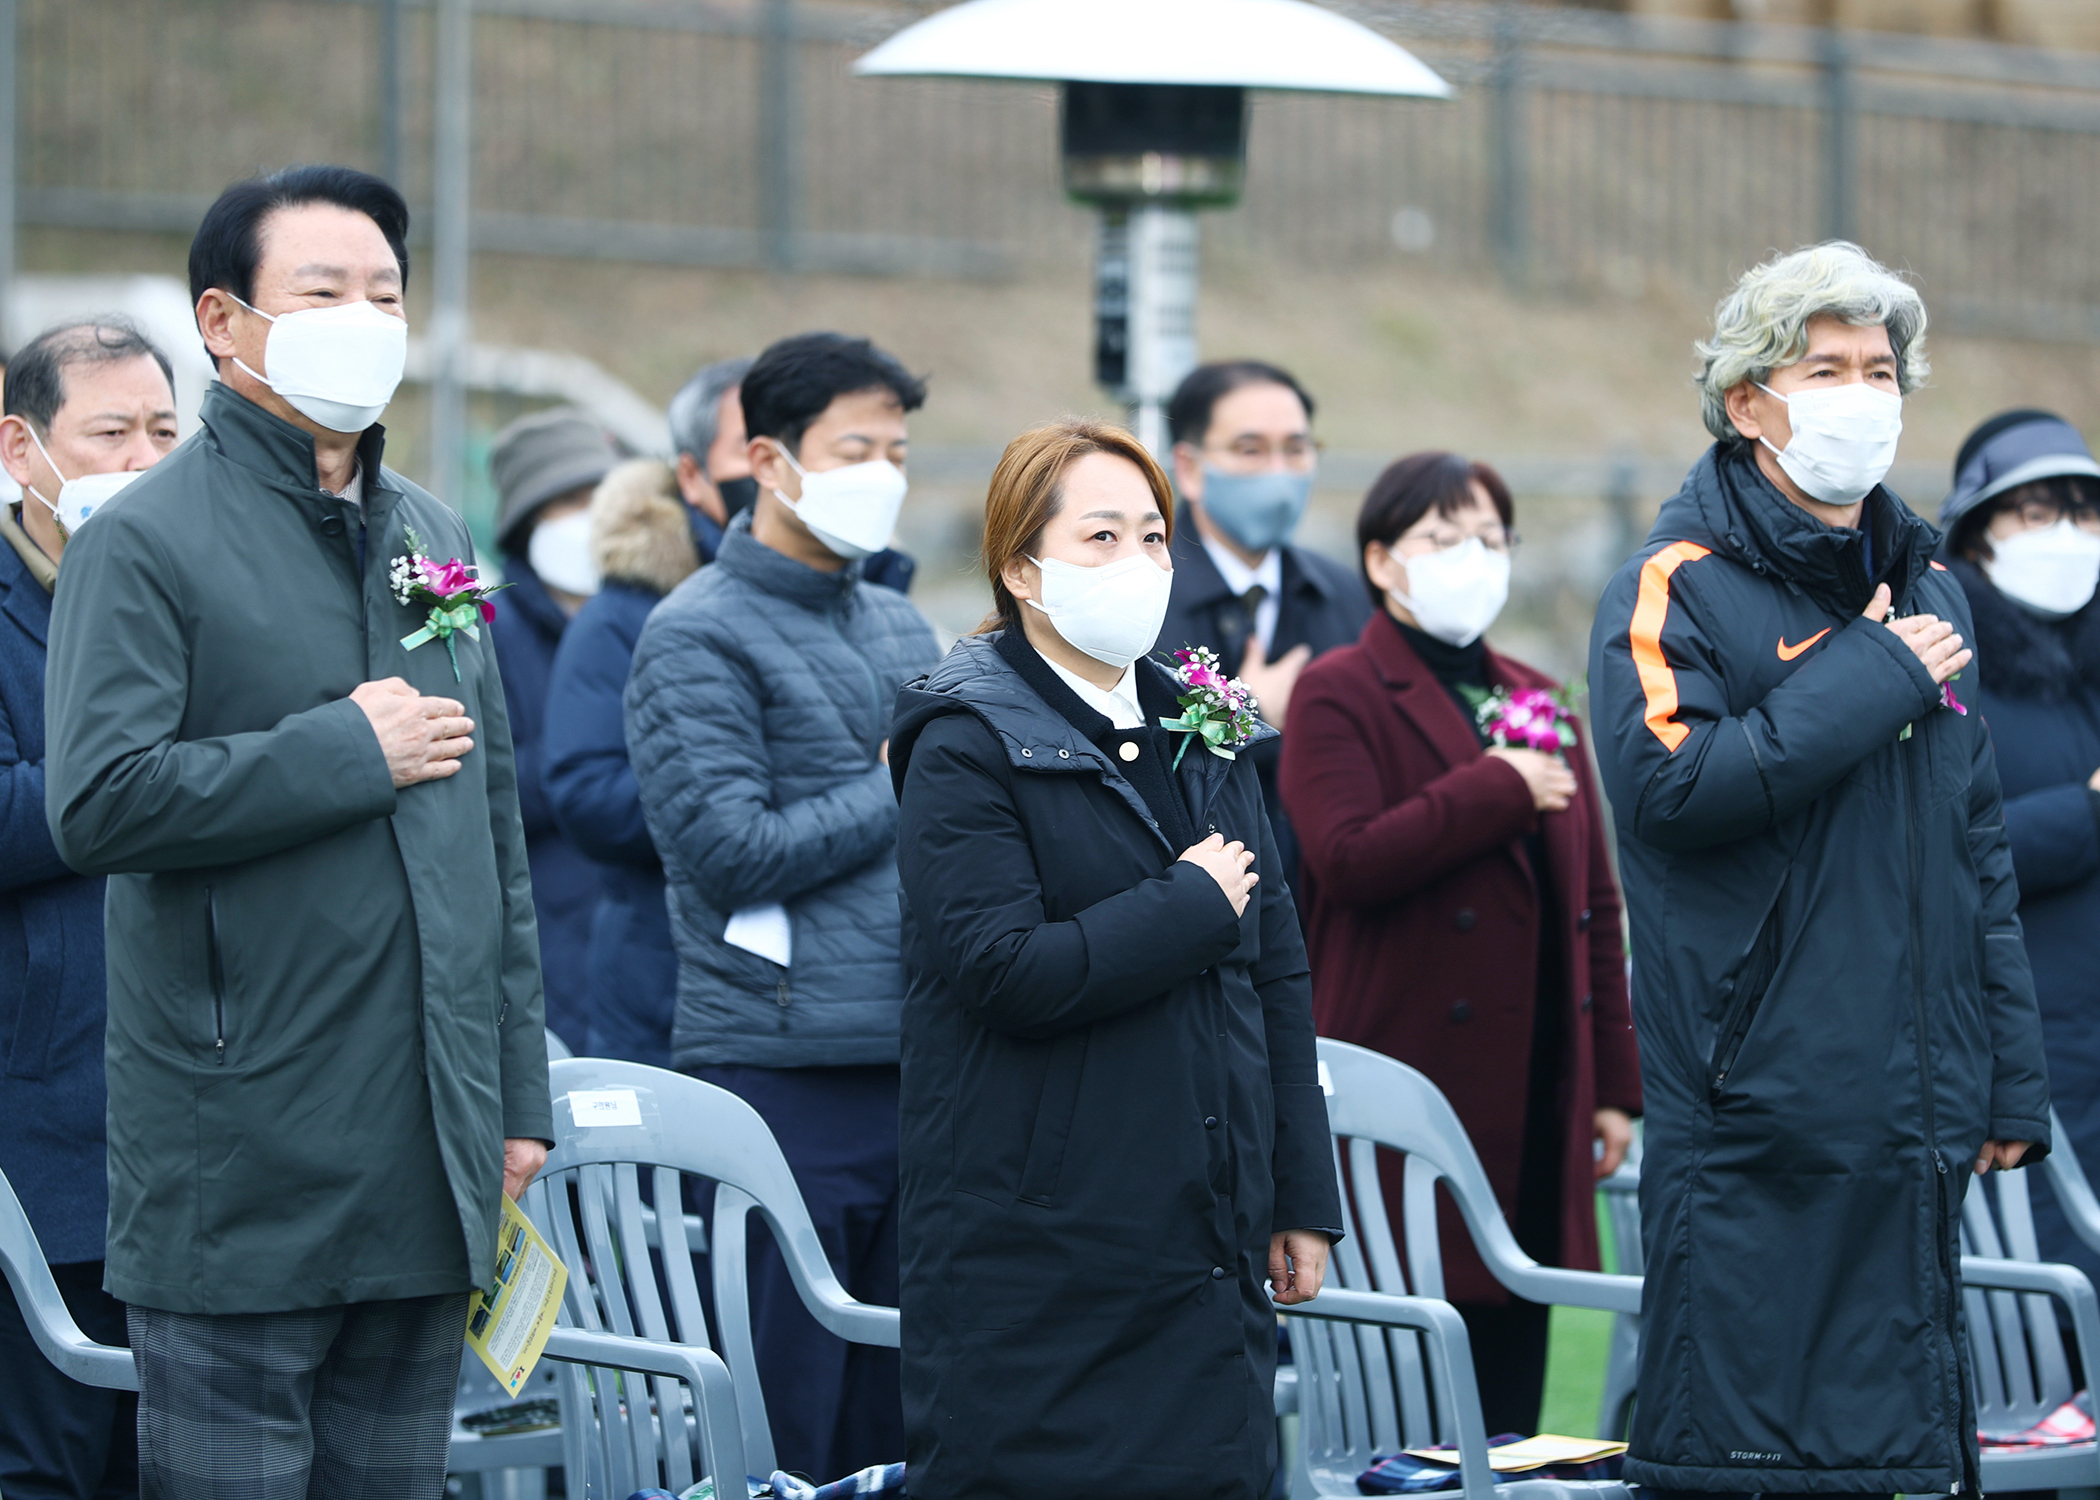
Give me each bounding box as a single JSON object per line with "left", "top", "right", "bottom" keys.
{"left": 627, "top": 331, "right": 939, "bottom": 1481}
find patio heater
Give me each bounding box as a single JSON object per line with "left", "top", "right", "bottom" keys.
{"left": 854, "top": 0, "right": 1448, "bottom": 454}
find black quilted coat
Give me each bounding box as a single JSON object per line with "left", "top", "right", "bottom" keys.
{"left": 1588, "top": 445, "right": 2051, "bottom": 1495}
{"left": 889, "top": 630, "right": 1343, "bottom": 1500}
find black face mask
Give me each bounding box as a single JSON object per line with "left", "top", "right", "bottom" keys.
{"left": 717, "top": 475, "right": 759, "bottom": 519}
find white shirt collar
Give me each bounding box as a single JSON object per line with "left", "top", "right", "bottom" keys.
{"left": 1199, "top": 531, "right": 1281, "bottom": 598}
{"left": 1044, "top": 656, "right": 1146, "bottom": 731}
{"left": 322, "top": 461, "right": 364, "bottom": 512}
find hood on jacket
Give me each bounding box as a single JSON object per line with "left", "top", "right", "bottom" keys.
{"left": 1650, "top": 442, "right": 1940, "bottom": 615}
{"left": 1946, "top": 553, "right": 2100, "bottom": 702}
{"left": 0, "top": 501, "right": 56, "bottom": 592}
{"left": 590, "top": 457, "right": 699, "bottom": 597}
{"left": 891, "top": 632, "right": 1278, "bottom": 799}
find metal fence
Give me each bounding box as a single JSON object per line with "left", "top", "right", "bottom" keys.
{"left": 13, "top": 0, "right": 2100, "bottom": 341}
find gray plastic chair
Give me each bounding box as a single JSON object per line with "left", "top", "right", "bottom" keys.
{"left": 1321, "top": 1046, "right": 2100, "bottom": 1496}
{"left": 1593, "top": 1136, "right": 1643, "bottom": 1442}
{"left": 448, "top": 1350, "right": 563, "bottom": 1487}
{"left": 534, "top": 1056, "right": 898, "bottom": 1489}
{"left": 0, "top": 1168, "right": 136, "bottom": 1393}
{"left": 2039, "top": 1106, "right": 2100, "bottom": 1259}
{"left": 546, "top": 1027, "right": 574, "bottom": 1062}
{"left": 1957, "top": 1115, "right": 2100, "bottom": 1495}
{"left": 1293, "top": 1040, "right": 1639, "bottom": 1500}
{"left": 4, "top": 1126, "right": 729, "bottom": 1499}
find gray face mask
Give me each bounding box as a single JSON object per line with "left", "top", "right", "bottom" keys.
{"left": 1200, "top": 467, "right": 1313, "bottom": 554}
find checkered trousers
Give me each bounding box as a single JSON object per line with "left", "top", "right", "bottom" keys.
{"left": 129, "top": 1291, "right": 470, "bottom": 1500}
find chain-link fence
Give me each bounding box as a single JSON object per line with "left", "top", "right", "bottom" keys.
{"left": 18, "top": 0, "right": 2100, "bottom": 339}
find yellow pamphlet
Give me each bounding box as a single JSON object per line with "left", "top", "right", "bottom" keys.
{"left": 464, "top": 1192, "right": 569, "bottom": 1398}
{"left": 1404, "top": 1434, "right": 1629, "bottom": 1472}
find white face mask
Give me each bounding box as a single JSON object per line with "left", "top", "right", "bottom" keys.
{"left": 25, "top": 423, "right": 142, "bottom": 539}
{"left": 770, "top": 440, "right": 907, "bottom": 562}
{"left": 232, "top": 296, "right": 408, "bottom": 434}
{"left": 1756, "top": 381, "right": 1903, "bottom": 508}
{"left": 1985, "top": 517, "right": 2100, "bottom": 620}
{"left": 1390, "top": 537, "right": 1510, "bottom": 647}
{"left": 1026, "top": 552, "right": 1174, "bottom": 670}
{"left": 527, "top": 508, "right": 601, "bottom": 598}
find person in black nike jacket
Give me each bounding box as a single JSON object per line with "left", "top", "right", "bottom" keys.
{"left": 1589, "top": 241, "right": 2050, "bottom": 1500}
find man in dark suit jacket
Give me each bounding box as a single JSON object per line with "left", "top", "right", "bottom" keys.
{"left": 1159, "top": 360, "right": 1369, "bottom": 887}
{"left": 0, "top": 318, "right": 179, "bottom": 1499}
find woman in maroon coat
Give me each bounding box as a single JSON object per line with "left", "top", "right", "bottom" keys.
{"left": 1279, "top": 451, "right": 1641, "bottom": 1435}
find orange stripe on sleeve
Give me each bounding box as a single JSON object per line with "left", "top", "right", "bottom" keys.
{"left": 1629, "top": 541, "right": 1712, "bottom": 752}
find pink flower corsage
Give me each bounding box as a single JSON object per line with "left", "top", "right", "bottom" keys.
{"left": 1459, "top": 681, "right": 1583, "bottom": 755}
{"left": 390, "top": 528, "right": 509, "bottom": 681}
{"left": 1159, "top": 646, "right": 1261, "bottom": 769}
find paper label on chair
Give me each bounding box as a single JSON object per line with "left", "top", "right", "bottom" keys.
{"left": 568, "top": 1088, "right": 642, "bottom": 1128}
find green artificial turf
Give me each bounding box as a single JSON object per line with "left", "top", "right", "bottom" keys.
{"left": 1538, "top": 1304, "right": 1615, "bottom": 1438}
{"left": 1535, "top": 1193, "right": 1629, "bottom": 1439}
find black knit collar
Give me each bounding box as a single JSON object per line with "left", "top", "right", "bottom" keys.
{"left": 1396, "top": 619, "right": 1488, "bottom": 690}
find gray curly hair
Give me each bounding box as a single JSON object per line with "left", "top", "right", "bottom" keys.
{"left": 1696, "top": 242, "right": 1930, "bottom": 443}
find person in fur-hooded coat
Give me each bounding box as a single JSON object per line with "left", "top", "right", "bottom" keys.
{"left": 543, "top": 459, "right": 701, "bottom": 1066}
{"left": 1942, "top": 408, "right": 2100, "bottom": 1289}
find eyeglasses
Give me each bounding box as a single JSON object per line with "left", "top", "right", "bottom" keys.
{"left": 1395, "top": 527, "right": 1520, "bottom": 556}
{"left": 1202, "top": 437, "right": 1320, "bottom": 470}
{"left": 1996, "top": 495, "right": 2100, "bottom": 532}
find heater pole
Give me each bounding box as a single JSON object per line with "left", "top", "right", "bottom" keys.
{"left": 1102, "top": 203, "right": 1198, "bottom": 459}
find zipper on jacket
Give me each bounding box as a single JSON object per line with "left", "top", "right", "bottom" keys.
{"left": 776, "top": 974, "right": 791, "bottom": 1009}
{"left": 1902, "top": 738, "right": 1968, "bottom": 1496}
{"left": 1709, "top": 982, "right": 1759, "bottom": 1095}
{"left": 1710, "top": 892, "right": 1783, "bottom": 1095}
{"left": 205, "top": 885, "right": 227, "bottom": 1065}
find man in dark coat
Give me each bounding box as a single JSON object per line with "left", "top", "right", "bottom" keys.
{"left": 44, "top": 166, "right": 552, "bottom": 1494}
{"left": 1937, "top": 410, "right": 2100, "bottom": 1290}
{"left": 489, "top": 404, "right": 618, "bottom": 1052}
{"left": 627, "top": 332, "right": 941, "bottom": 1480}
{"left": 0, "top": 318, "right": 178, "bottom": 1499}
{"left": 1160, "top": 361, "right": 1368, "bottom": 884}
{"left": 1590, "top": 242, "right": 2050, "bottom": 1497}
{"left": 544, "top": 458, "right": 699, "bottom": 1067}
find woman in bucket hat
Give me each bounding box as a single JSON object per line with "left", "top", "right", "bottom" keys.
{"left": 1941, "top": 409, "right": 2100, "bottom": 1288}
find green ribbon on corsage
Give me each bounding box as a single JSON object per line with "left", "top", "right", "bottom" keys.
{"left": 1159, "top": 707, "right": 1240, "bottom": 770}
{"left": 400, "top": 600, "right": 483, "bottom": 682}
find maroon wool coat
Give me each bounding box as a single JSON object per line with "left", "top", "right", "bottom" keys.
{"left": 1279, "top": 611, "right": 1642, "bottom": 1304}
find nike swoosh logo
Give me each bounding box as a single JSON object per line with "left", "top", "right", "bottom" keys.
{"left": 1777, "top": 628, "right": 1831, "bottom": 661}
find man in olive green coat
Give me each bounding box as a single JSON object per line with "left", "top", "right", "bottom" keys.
{"left": 43, "top": 165, "right": 552, "bottom": 1497}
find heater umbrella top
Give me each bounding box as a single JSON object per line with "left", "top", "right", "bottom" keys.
{"left": 853, "top": 0, "right": 1451, "bottom": 99}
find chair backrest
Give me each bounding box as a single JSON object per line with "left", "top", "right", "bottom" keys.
{"left": 532, "top": 1056, "right": 900, "bottom": 1484}
{"left": 546, "top": 1027, "right": 574, "bottom": 1062}
{"left": 0, "top": 1170, "right": 136, "bottom": 1392}
{"left": 1316, "top": 1039, "right": 1641, "bottom": 1315}
{"left": 1960, "top": 1164, "right": 2076, "bottom": 1436}
{"left": 1297, "top": 1041, "right": 1644, "bottom": 1494}
{"left": 1594, "top": 1138, "right": 1643, "bottom": 1442}
{"left": 2041, "top": 1107, "right": 2100, "bottom": 1259}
